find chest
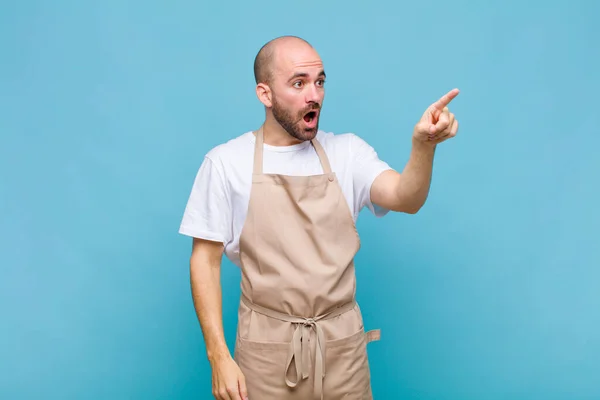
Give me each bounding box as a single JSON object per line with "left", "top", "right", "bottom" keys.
{"left": 227, "top": 152, "right": 356, "bottom": 222}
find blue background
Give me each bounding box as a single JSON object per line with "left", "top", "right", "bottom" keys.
{"left": 2, "top": 1, "right": 599, "bottom": 399}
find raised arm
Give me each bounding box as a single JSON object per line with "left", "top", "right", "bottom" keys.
{"left": 189, "top": 238, "right": 248, "bottom": 400}
{"left": 371, "top": 88, "right": 460, "bottom": 214}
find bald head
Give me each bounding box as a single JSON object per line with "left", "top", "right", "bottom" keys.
{"left": 253, "top": 36, "right": 314, "bottom": 85}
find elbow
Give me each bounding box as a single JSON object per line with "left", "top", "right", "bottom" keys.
{"left": 391, "top": 196, "right": 426, "bottom": 214}
{"left": 388, "top": 202, "right": 422, "bottom": 214}
{"left": 404, "top": 206, "right": 422, "bottom": 214}
{"left": 401, "top": 203, "right": 423, "bottom": 214}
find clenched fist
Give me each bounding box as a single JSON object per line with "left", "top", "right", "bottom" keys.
{"left": 413, "top": 88, "right": 460, "bottom": 145}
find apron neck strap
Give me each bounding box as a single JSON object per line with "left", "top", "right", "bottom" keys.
{"left": 253, "top": 126, "right": 332, "bottom": 175}
{"left": 253, "top": 127, "right": 265, "bottom": 175}
{"left": 310, "top": 135, "right": 332, "bottom": 174}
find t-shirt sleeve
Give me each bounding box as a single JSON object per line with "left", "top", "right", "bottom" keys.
{"left": 350, "top": 134, "right": 394, "bottom": 217}
{"left": 178, "top": 156, "right": 232, "bottom": 244}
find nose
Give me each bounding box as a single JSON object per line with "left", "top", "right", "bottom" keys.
{"left": 305, "top": 83, "right": 322, "bottom": 104}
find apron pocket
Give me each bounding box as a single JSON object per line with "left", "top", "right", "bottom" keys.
{"left": 234, "top": 334, "right": 296, "bottom": 398}
{"left": 324, "top": 328, "right": 374, "bottom": 399}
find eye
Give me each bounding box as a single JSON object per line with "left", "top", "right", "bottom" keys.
{"left": 293, "top": 81, "right": 303, "bottom": 88}
{"left": 316, "top": 79, "right": 325, "bottom": 87}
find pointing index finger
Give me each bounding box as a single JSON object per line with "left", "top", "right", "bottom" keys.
{"left": 431, "top": 88, "right": 460, "bottom": 113}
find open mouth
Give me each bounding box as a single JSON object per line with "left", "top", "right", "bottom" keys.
{"left": 303, "top": 111, "right": 318, "bottom": 123}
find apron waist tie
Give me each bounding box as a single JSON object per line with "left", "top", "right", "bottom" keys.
{"left": 241, "top": 295, "right": 356, "bottom": 400}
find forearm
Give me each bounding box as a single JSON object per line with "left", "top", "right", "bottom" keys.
{"left": 395, "top": 139, "right": 436, "bottom": 212}
{"left": 190, "top": 251, "right": 230, "bottom": 363}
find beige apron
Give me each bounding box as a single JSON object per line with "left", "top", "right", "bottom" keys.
{"left": 233, "top": 126, "right": 381, "bottom": 399}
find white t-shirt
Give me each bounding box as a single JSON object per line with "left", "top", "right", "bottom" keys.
{"left": 179, "top": 130, "right": 394, "bottom": 267}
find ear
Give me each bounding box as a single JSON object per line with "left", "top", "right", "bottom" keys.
{"left": 256, "top": 83, "right": 272, "bottom": 108}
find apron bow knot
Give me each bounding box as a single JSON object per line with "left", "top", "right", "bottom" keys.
{"left": 285, "top": 316, "right": 327, "bottom": 398}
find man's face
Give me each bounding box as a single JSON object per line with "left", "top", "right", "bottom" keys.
{"left": 269, "top": 44, "right": 326, "bottom": 142}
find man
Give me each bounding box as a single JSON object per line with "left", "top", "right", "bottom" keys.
{"left": 179, "top": 35, "right": 459, "bottom": 400}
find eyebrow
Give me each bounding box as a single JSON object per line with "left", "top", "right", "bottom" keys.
{"left": 288, "top": 69, "right": 326, "bottom": 82}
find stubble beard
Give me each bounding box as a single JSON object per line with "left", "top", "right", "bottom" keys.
{"left": 271, "top": 96, "right": 320, "bottom": 142}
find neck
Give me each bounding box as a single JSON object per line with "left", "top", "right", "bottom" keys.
{"left": 260, "top": 114, "right": 303, "bottom": 146}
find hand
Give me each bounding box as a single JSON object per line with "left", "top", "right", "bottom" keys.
{"left": 413, "top": 88, "right": 460, "bottom": 145}
{"left": 210, "top": 355, "right": 248, "bottom": 400}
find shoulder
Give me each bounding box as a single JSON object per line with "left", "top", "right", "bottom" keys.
{"left": 197, "top": 131, "right": 255, "bottom": 177}
{"left": 204, "top": 131, "right": 254, "bottom": 164}
{"left": 185, "top": 131, "right": 254, "bottom": 191}
{"left": 317, "top": 129, "right": 390, "bottom": 175}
